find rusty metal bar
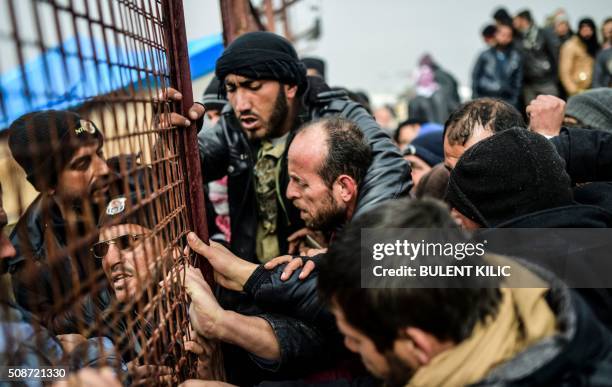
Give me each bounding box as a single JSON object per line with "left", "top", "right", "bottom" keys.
{"left": 161, "top": 0, "right": 210, "bottom": 267}
{"left": 219, "top": 0, "right": 264, "bottom": 44}
{"left": 263, "top": 0, "right": 275, "bottom": 32}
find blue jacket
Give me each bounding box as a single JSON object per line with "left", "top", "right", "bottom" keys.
{"left": 472, "top": 47, "right": 523, "bottom": 108}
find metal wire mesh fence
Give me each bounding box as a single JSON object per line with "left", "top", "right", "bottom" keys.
{"left": 0, "top": 0, "right": 210, "bottom": 384}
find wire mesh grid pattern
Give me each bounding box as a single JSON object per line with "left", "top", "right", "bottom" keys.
{"left": 0, "top": 0, "right": 207, "bottom": 384}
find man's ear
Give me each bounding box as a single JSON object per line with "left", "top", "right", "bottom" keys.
{"left": 398, "top": 327, "right": 437, "bottom": 366}
{"left": 285, "top": 84, "right": 298, "bottom": 100}
{"left": 401, "top": 326, "right": 455, "bottom": 366}
{"left": 334, "top": 175, "right": 358, "bottom": 203}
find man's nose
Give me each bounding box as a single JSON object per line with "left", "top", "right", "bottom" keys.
{"left": 102, "top": 243, "right": 122, "bottom": 269}
{"left": 233, "top": 89, "right": 252, "bottom": 113}
{"left": 286, "top": 180, "right": 299, "bottom": 200}
{"left": 94, "top": 155, "right": 111, "bottom": 179}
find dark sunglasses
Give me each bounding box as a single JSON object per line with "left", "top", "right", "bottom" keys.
{"left": 91, "top": 234, "right": 146, "bottom": 259}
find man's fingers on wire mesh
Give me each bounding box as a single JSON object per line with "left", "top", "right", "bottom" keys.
{"left": 189, "top": 103, "right": 205, "bottom": 120}
{"left": 184, "top": 340, "right": 205, "bottom": 356}
{"left": 156, "top": 88, "right": 182, "bottom": 102}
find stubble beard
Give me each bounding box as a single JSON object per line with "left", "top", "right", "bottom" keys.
{"left": 243, "top": 87, "right": 290, "bottom": 141}
{"left": 304, "top": 189, "right": 347, "bottom": 232}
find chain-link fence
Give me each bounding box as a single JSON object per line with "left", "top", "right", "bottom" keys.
{"left": 0, "top": 0, "right": 210, "bottom": 384}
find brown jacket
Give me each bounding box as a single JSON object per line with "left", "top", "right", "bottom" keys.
{"left": 559, "top": 36, "right": 594, "bottom": 95}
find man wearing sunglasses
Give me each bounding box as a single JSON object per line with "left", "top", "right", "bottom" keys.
{"left": 0, "top": 182, "right": 127, "bottom": 382}
{"left": 90, "top": 194, "right": 195, "bottom": 384}
{"left": 93, "top": 197, "right": 160, "bottom": 306}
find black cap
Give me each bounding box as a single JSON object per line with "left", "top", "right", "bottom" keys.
{"left": 302, "top": 57, "right": 326, "bottom": 80}
{"left": 8, "top": 110, "right": 103, "bottom": 190}
{"left": 215, "top": 31, "right": 307, "bottom": 95}
{"left": 445, "top": 128, "right": 573, "bottom": 227}
{"left": 403, "top": 131, "right": 444, "bottom": 166}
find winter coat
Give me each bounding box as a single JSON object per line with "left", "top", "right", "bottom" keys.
{"left": 559, "top": 36, "right": 595, "bottom": 95}
{"left": 473, "top": 261, "right": 612, "bottom": 386}
{"left": 516, "top": 25, "right": 558, "bottom": 85}
{"left": 471, "top": 47, "right": 523, "bottom": 108}
{"left": 490, "top": 204, "right": 612, "bottom": 330}
{"left": 223, "top": 257, "right": 371, "bottom": 387}
{"left": 550, "top": 127, "right": 612, "bottom": 213}
{"left": 593, "top": 47, "right": 612, "bottom": 88}
{"left": 8, "top": 195, "right": 99, "bottom": 327}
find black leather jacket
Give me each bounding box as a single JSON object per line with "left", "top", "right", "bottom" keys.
{"left": 220, "top": 258, "right": 355, "bottom": 386}
{"left": 198, "top": 79, "right": 411, "bottom": 263}
{"left": 516, "top": 24, "right": 558, "bottom": 84}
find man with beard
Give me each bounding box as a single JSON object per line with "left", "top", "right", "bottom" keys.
{"left": 162, "top": 31, "right": 407, "bottom": 385}
{"left": 286, "top": 117, "right": 371, "bottom": 235}
{"left": 472, "top": 22, "right": 523, "bottom": 109}
{"left": 0, "top": 183, "right": 125, "bottom": 383}
{"left": 189, "top": 31, "right": 409, "bottom": 264}
{"left": 89, "top": 195, "right": 184, "bottom": 384}
{"left": 7, "top": 110, "right": 111, "bottom": 326}
{"left": 178, "top": 117, "right": 376, "bottom": 386}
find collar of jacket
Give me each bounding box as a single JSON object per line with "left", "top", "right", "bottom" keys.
{"left": 474, "top": 257, "right": 611, "bottom": 386}
{"left": 40, "top": 194, "right": 76, "bottom": 251}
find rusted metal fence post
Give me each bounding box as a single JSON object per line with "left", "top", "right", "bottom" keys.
{"left": 219, "top": 0, "right": 264, "bottom": 44}
{"left": 161, "top": 0, "right": 211, "bottom": 274}
{"left": 161, "top": 1, "right": 226, "bottom": 381}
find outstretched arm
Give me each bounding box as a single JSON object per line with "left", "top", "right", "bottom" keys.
{"left": 182, "top": 264, "right": 280, "bottom": 362}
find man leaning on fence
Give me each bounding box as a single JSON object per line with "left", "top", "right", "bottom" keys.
{"left": 162, "top": 31, "right": 409, "bottom": 385}
{"left": 187, "top": 31, "right": 410, "bottom": 264}
{"left": 0, "top": 182, "right": 126, "bottom": 385}
{"left": 6, "top": 110, "right": 112, "bottom": 326}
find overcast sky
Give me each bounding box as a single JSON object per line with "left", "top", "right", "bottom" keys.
{"left": 185, "top": 0, "right": 611, "bottom": 104}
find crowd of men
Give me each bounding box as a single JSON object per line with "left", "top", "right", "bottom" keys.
{"left": 473, "top": 7, "right": 611, "bottom": 110}
{"left": 2, "top": 17, "right": 612, "bottom": 387}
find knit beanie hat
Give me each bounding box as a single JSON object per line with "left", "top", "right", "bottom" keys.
{"left": 8, "top": 110, "right": 103, "bottom": 190}
{"left": 215, "top": 31, "right": 307, "bottom": 95}
{"left": 403, "top": 130, "right": 444, "bottom": 166}
{"left": 445, "top": 128, "right": 573, "bottom": 227}
{"left": 201, "top": 76, "right": 227, "bottom": 111}
{"left": 565, "top": 88, "right": 612, "bottom": 132}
